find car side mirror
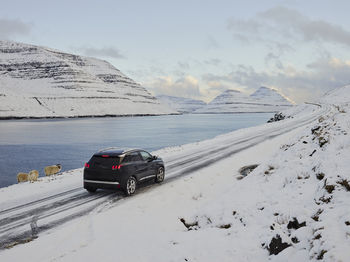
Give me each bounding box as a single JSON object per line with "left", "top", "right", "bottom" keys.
{"left": 152, "top": 155, "right": 157, "bottom": 160}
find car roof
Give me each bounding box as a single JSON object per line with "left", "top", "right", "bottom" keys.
{"left": 93, "top": 147, "right": 144, "bottom": 157}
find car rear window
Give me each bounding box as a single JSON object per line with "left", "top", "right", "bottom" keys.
{"left": 89, "top": 156, "right": 121, "bottom": 169}
{"left": 122, "top": 152, "right": 142, "bottom": 163}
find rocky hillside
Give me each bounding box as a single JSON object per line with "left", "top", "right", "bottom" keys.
{"left": 0, "top": 41, "right": 175, "bottom": 118}
{"left": 156, "top": 95, "right": 206, "bottom": 113}
{"left": 195, "top": 87, "right": 294, "bottom": 113}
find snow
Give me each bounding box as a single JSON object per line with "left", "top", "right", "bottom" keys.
{"left": 196, "top": 87, "right": 294, "bottom": 114}
{"left": 156, "top": 95, "right": 206, "bottom": 113}
{"left": 0, "top": 40, "right": 175, "bottom": 118}
{"left": 0, "top": 85, "right": 349, "bottom": 261}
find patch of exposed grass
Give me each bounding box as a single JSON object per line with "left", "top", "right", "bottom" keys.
{"left": 337, "top": 179, "right": 350, "bottom": 191}
{"left": 324, "top": 184, "right": 335, "bottom": 194}
{"left": 311, "top": 209, "right": 323, "bottom": 222}
{"left": 317, "top": 250, "right": 327, "bottom": 260}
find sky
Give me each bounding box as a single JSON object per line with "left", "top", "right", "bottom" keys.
{"left": 1, "top": 0, "right": 350, "bottom": 103}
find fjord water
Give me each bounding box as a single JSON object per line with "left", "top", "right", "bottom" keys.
{"left": 0, "top": 113, "right": 272, "bottom": 188}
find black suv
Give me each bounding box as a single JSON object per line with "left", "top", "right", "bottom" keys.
{"left": 83, "top": 148, "right": 165, "bottom": 195}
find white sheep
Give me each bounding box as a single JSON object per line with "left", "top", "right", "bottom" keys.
{"left": 44, "top": 164, "right": 62, "bottom": 176}
{"left": 28, "top": 170, "right": 39, "bottom": 182}
{"left": 17, "top": 172, "right": 28, "bottom": 183}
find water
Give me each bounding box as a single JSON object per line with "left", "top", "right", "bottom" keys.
{"left": 0, "top": 113, "right": 272, "bottom": 188}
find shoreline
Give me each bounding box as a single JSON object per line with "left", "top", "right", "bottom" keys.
{"left": 0, "top": 111, "right": 279, "bottom": 120}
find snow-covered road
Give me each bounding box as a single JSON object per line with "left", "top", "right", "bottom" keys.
{"left": 0, "top": 103, "right": 333, "bottom": 250}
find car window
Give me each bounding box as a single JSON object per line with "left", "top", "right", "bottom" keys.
{"left": 90, "top": 156, "right": 121, "bottom": 168}
{"left": 123, "top": 152, "right": 142, "bottom": 163}
{"left": 140, "top": 151, "right": 152, "bottom": 161}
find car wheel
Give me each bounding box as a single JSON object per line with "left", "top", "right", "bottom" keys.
{"left": 86, "top": 187, "right": 97, "bottom": 193}
{"left": 124, "top": 176, "right": 137, "bottom": 196}
{"left": 155, "top": 166, "right": 165, "bottom": 183}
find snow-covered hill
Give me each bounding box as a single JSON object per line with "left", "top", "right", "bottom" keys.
{"left": 196, "top": 87, "right": 294, "bottom": 113}
{"left": 156, "top": 95, "right": 206, "bottom": 113}
{"left": 0, "top": 41, "right": 175, "bottom": 118}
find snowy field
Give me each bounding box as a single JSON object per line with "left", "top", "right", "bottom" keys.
{"left": 0, "top": 86, "right": 349, "bottom": 261}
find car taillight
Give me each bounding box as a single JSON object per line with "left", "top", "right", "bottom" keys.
{"left": 112, "top": 165, "right": 122, "bottom": 170}
{"left": 84, "top": 163, "right": 90, "bottom": 168}
{"left": 102, "top": 155, "right": 109, "bottom": 158}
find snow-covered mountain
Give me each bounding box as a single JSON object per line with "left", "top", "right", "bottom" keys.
{"left": 156, "top": 95, "right": 206, "bottom": 113}
{"left": 195, "top": 87, "right": 294, "bottom": 113}
{"left": 250, "top": 86, "right": 294, "bottom": 105}
{"left": 0, "top": 40, "right": 175, "bottom": 118}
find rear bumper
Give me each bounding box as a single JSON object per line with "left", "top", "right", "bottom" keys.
{"left": 84, "top": 179, "right": 121, "bottom": 190}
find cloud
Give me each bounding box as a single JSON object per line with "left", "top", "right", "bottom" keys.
{"left": 204, "top": 58, "right": 222, "bottom": 66}
{"left": 177, "top": 61, "right": 190, "bottom": 70}
{"left": 206, "top": 35, "right": 220, "bottom": 49}
{"left": 228, "top": 6, "right": 350, "bottom": 47}
{"left": 146, "top": 75, "right": 203, "bottom": 99}
{"left": 202, "top": 57, "right": 350, "bottom": 103}
{"left": 259, "top": 7, "right": 350, "bottom": 46}
{"left": 223, "top": 7, "right": 350, "bottom": 102}
{"left": 0, "top": 18, "right": 31, "bottom": 39}
{"left": 80, "top": 46, "right": 125, "bottom": 59}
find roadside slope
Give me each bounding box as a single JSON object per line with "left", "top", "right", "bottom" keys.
{"left": 0, "top": 85, "right": 348, "bottom": 261}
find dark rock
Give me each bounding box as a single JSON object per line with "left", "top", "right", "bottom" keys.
{"left": 239, "top": 164, "right": 259, "bottom": 177}
{"left": 179, "top": 218, "right": 198, "bottom": 231}
{"left": 218, "top": 224, "right": 231, "bottom": 229}
{"left": 317, "top": 250, "right": 327, "bottom": 260}
{"left": 324, "top": 184, "right": 335, "bottom": 194}
{"left": 291, "top": 237, "right": 299, "bottom": 243}
{"left": 267, "top": 113, "right": 286, "bottom": 123}
{"left": 318, "top": 137, "right": 328, "bottom": 147}
{"left": 316, "top": 173, "right": 325, "bottom": 180}
{"left": 287, "top": 218, "right": 306, "bottom": 230}
{"left": 314, "top": 234, "right": 322, "bottom": 240}
{"left": 311, "top": 209, "right": 323, "bottom": 221}
{"left": 311, "top": 126, "right": 321, "bottom": 134}
{"left": 267, "top": 235, "right": 291, "bottom": 255}
{"left": 309, "top": 150, "right": 317, "bottom": 157}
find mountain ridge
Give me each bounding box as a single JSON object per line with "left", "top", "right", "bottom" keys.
{"left": 0, "top": 40, "right": 175, "bottom": 118}
{"left": 156, "top": 95, "right": 206, "bottom": 113}
{"left": 195, "top": 87, "right": 293, "bottom": 113}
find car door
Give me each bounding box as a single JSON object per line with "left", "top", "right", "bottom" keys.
{"left": 139, "top": 151, "right": 156, "bottom": 178}
{"left": 131, "top": 151, "right": 149, "bottom": 181}
{"left": 122, "top": 152, "right": 144, "bottom": 181}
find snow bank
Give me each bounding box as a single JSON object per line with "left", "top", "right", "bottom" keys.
{"left": 0, "top": 85, "right": 349, "bottom": 261}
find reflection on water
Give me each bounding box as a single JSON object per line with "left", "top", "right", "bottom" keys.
{"left": 0, "top": 113, "right": 272, "bottom": 187}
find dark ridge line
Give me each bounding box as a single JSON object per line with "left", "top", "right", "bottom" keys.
{"left": 0, "top": 113, "right": 180, "bottom": 120}
{"left": 193, "top": 111, "right": 280, "bottom": 114}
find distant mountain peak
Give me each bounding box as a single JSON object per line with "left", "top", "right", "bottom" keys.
{"left": 250, "top": 86, "right": 295, "bottom": 105}
{"left": 156, "top": 95, "right": 206, "bottom": 113}
{"left": 195, "top": 86, "right": 294, "bottom": 114}
{"left": 0, "top": 40, "right": 175, "bottom": 118}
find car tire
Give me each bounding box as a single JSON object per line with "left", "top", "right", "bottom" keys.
{"left": 124, "top": 176, "right": 137, "bottom": 196}
{"left": 155, "top": 166, "right": 165, "bottom": 183}
{"left": 86, "top": 187, "right": 97, "bottom": 193}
